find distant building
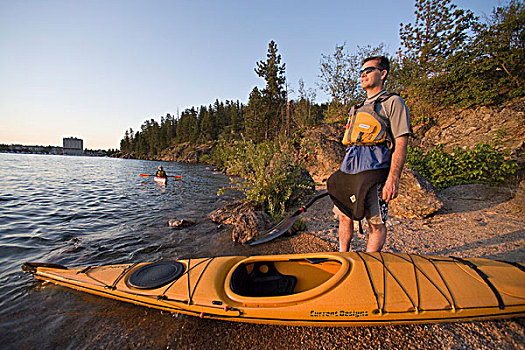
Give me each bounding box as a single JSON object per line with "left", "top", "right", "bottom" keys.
{"left": 63, "top": 137, "right": 83, "bottom": 155}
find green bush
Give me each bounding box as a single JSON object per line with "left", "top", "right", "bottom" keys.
{"left": 212, "top": 138, "right": 315, "bottom": 218}
{"left": 406, "top": 143, "right": 518, "bottom": 189}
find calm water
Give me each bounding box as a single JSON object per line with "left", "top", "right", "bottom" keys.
{"left": 0, "top": 153, "right": 256, "bottom": 349}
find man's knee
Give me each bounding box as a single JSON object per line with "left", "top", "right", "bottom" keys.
{"left": 339, "top": 214, "right": 352, "bottom": 225}
{"left": 334, "top": 206, "right": 352, "bottom": 223}
{"left": 369, "top": 223, "right": 387, "bottom": 236}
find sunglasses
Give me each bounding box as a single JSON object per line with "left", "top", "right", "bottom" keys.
{"left": 359, "top": 67, "right": 381, "bottom": 76}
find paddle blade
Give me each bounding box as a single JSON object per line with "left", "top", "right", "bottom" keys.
{"left": 140, "top": 174, "right": 153, "bottom": 177}
{"left": 247, "top": 211, "right": 301, "bottom": 246}
{"left": 246, "top": 193, "right": 329, "bottom": 246}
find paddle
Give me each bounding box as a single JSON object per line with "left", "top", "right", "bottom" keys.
{"left": 140, "top": 173, "right": 182, "bottom": 178}
{"left": 247, "top": 192, "right": 329, "bottom": 246}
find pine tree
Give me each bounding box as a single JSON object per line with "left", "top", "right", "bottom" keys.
{"left": 199, "top": 106, "right": 216, "bottom": 142}
{"left": 399, "top": 0, "right": 477, "bottom": 77}
{"left": 254, "top": 40, "right": 286, "bottom": 139}
{"left": 245, "top": 87, "right": 266, "bottom": 142}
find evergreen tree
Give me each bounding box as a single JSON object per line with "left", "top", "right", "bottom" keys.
{"left": 399, "top": 0, "right": 477, "bottom": 76}
{"left": 254, "top": 40, "right": 287, "bottom": 139}
{"left": 245, "top": 87, "right": 266, "bottom": 142}
{"left": 228, "top": 100, "right": 244, "bottom": 137}
{"left": 397, "top": 0, "right": 477, "bottom": 108}
{"left": 199, "top": 106, "right": 216, "bottom": 142}
{"left": 473, "top": 1, "right": 525, "bottom": 98}
{"left": 176, "top": 108, "right": 199, "bottom": 144}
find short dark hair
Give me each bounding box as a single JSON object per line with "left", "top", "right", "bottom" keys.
{"left": 363, "top": 56, "right": 390, "bottom": 81}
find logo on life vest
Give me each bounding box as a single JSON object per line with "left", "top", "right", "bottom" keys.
{"left": 350, "top": 195, "right": 356, "bottom": 203}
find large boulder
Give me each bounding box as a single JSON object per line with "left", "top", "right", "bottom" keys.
{"left": 302, "top": 124, "right": 346, "bottom": 183}
{"left": 389, "top": 167, "right": 443, "bottom": 219}
{"left": 209, "top": 200, "right": 276, "bottom": 244}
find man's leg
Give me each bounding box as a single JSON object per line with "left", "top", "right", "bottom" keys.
{"left": 334, "top": 206, "right": 354, "bottom": 252}
{"left": 365, "top": 183, "right": 389, "bottom": 252}
{"left": 366, "top": 223, "right": 387, "bottom": 252}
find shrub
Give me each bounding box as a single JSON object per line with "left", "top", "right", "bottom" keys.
{"left": 406, "top": 143, "right": 518, "bottom": 189}
{"left": 213, "top": 137, "right": 315, "bottom": 218}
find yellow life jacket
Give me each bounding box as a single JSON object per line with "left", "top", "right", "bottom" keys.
{"left": 342, "top": 93, "right": 396, "bottom": 149}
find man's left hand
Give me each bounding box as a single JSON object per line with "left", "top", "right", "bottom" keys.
{"left": 382, "top": 177, "right": 399, "bottom": 202}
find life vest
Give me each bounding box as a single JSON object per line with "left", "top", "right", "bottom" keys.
{"left": 327, "top": 168, "right": 389, "bottom": 221}
{"left": 342, "top": 92, "right": 397, "bottom": 150}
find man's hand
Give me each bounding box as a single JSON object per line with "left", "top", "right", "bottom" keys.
{"left": 382, "top": 177, "right": 399, "bottom": 202}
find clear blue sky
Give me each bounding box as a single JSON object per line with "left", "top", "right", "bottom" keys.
{"left": 0, "top": 0, "right": 499, "bottom": 149}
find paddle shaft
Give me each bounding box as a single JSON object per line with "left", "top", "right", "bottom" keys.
{"left": 301, "top": 192, "right": 329, "bottom": 211}
{"left": 248, "top": 192, "right": 329, "bottom": 246}
{"left": 140, "top": 174, "right": 182, "bottom": 178}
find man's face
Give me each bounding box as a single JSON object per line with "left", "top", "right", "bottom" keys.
{"left": 360, "top": 59, "right": 385, "bottom": 90}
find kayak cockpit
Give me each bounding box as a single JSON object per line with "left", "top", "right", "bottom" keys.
{"left": 225, "top": 254, "right": 351, "bottom": 305}
{"left": 229, "top": 261, "right": 297, "bottom": 297}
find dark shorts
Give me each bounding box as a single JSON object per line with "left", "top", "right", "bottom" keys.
{"left": 333, "top": 183, "right": 388, "bottom": 225}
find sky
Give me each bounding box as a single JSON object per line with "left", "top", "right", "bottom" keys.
{"left": 0, "top": 0, "right": 501, "bottom": 149}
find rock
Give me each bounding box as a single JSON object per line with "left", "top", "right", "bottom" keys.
{"left": 511, "top": 141, "right": 525, "bottom": 166}
{"left": 230, "top": 211, "right": 276, "bottom": 244}
{"left": 302, "top": 124, "right": 346, "bottom": 183}
{"left": 510, "top": 180, "right": 525, "bottom": 208}
{"left": 411, "top": 97, "right": 525, "bottom": 157}
{"left": 209, "top": 200, "right": 276, "bottom": 243}
{"left": 160, "top": 142, "right": 215, "bottom": 162}
{"left": 389, "top": 167, "right": 443, "bottom": 219}
{"left": 168, "top": 218, "right": 196, "bottom": 228}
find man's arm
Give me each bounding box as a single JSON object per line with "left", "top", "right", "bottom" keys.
{"left": 382, "top": 135, "right": 408, "bottom": 202}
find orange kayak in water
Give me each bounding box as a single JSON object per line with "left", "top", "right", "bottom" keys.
{"left": 22, "top": 252, "right": 525, "bottom": 326}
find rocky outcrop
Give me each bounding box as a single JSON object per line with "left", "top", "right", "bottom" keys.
{"left": 209, "top": 200, "right": 276, "bottom": 244}
{"left": 160, "top": 142, "right": 216, "bottom": 162}
{"left": 390, "top": 168, "right": 443, "bottom": 219}
{"left": 411, "top": 97, "right": 525, "bottom": 160}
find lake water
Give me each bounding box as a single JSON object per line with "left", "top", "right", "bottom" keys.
{"left": 0, "top": 153, "right": 261, "bottom": 349}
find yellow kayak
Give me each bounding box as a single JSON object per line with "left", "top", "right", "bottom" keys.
{"left": 22, "top": 252, "right": 525, "bottom": 326}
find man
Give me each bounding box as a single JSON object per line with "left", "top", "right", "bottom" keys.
{"left": 155, "top": 165, "right": 167, "bottom": 177}
{"left": 334, "top": 56, "right": 410, "bottom": 252}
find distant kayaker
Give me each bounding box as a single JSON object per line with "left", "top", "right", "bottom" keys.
{"left": 331, "top": 56, "right": 411, "bottom": 252}
{"left": 155, "top": 166, "right": 167, "bottom": 178}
